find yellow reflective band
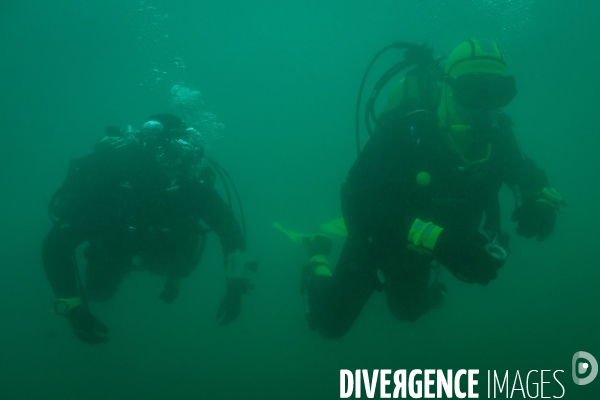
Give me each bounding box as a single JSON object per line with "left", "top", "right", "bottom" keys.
{"left": 314, "top": 265, "right": 332, "bottom": 276}
{"left": 535, "top": 198, "right": 555, "bottom": 208}
{"left": 414, "top": 221, "right": 432, "bottom": 245}
{"left": 422, "top": 225, "right": 443, "bottom": 250}
{"left": 408, "top": 219, "right": 443, "bottom": 252}
{"left": 540, "top": 188, "right": 564, "bottom": 205}
{"left": 53, "top": 297, "right": 82, "bottom": 316}
{"left": 408, "top": 219, "right": 424, "bottom": 244}
{"left": 310, "top": 255, "right": 332, "bottom": 276}
{"left": 310, "top": 254, "right": 329, "bottom": 265}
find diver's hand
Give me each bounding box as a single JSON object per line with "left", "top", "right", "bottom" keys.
{"left": 512, "top": 201, "right": 556, "bottom": 240}
{"left": 66, "top": 305, "right": 109, "bottom": 344}
{"left": 435, "top": 231, "right": 504, "bottom": 285}
{"left": 216, "top": 277, "right": 254, "bottom": 326}
{"left": 96, "top": 129, "right": 137, "bottom": 151}
{"left": 443, "top": 244, "right": 502, "bottom": 285}
{"left": 513, "top": 188, "right": 564, "bottom": 241}
{"left": 159, "top": 276, "right": 180, "bottom": 304}
{"left": 224, "top": 251, "right": 259, "bottom": 275}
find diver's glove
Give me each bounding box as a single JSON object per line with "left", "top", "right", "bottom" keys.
{"left": 512, "top": 188, "right": 564, "bottom": 241}
{"left": 55, "top": 298, "right": 109, "bottom": 344}
{"left": 96, "top": 126, "right": 138, "bottom": 152}
{"left": 159, "top": 276, "right": 180, "bottom": 304}
{"left": 216, "top": 251, "right": 256, "bottom": 326}
{"left": 216, "top": 277, "right": 254, "bottom": 326}
{"left": 434, "top": 230, "right": 505, "bottom": 285}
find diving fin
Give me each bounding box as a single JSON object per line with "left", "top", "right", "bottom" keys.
{"left": 272, "top": 223, "right": 313, "bottom": 246}
{"left": 319, "top": 217, "right": 348, "bottom": 237}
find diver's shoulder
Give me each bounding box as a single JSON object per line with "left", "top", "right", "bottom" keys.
{"left": 497, "top": 112, "right": 514, "bottom": 128}
{"left": 68, "top": 152, "right": 104, "bottom": 171}
{"left": 67, "top": 141, "right": 143, "bottom": 181}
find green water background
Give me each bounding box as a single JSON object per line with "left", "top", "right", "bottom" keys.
{"left": 0, "top": 1, "right": 598, "bottom": 398}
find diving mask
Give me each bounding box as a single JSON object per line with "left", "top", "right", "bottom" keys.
{"left": 448, "top": 73, "right": 517, "bottom": 110}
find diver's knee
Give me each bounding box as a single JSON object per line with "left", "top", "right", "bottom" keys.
{"left": 305, "top": 311, "right": 352, "bottom": 339}
{"left": 85, "top": 272, "right": 123, "bottom": 302}
{"left": 312, "top": 317, "right": 354, "bottom": 339}
{"left": 389, "top": 303, "right": 422, "bottom": 323}
{"left": 319, "top": 325, "right": 351, "bottom": 340}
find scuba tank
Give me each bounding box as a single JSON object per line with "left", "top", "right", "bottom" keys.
{"left": 355, "top": 42, "right": 445, "bottom": 155}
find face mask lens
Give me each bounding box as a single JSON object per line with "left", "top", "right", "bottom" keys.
{"left": 156, "top": 140, "right": 186, "bottom": 167}
{"left": 156, "top": 138, "right": 204, "bottom": 175}
{"left": 496, "top": 75, "right": 517, "bottom": 107}
{"left": 140, "top": 121, "right": 164, "bottom": 145}
{"left": 452, "top": 74, "right": 516, "bottom": 110}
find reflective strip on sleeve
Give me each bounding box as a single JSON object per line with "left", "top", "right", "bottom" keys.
{"left": 408, "top": 219, "right": 443, "bottom": 252}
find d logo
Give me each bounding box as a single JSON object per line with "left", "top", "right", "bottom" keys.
{"left": 572, "top": 351, "right": 598, "bottom": 385}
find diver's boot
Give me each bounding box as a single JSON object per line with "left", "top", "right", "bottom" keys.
{"left": 300, "top": 234, "right": 334, "bottom": 327}
{"left": 300, "top": 234, "right": 333, "bottom": 292}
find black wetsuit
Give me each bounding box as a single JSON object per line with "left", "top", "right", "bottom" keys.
{"left": 307, "top": 106, "right": 551, "bottom": 339}
{"left": 43, "top": 144, "right": 244, "bottom": 302}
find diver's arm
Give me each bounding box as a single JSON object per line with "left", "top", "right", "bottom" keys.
{"left": 195, "top": 183, "right": 251, "bottom": 326}
{"left": 42, "top": 224, "right": 87, "bottom": 299}
{"left": 499, "top": 118, "right": 563, "bottom": 239}
{"left": 498, "top": 119, "right": 552, "bottom": 204}
{"left": 196, "top": 185, "right": 245, "bottom": 255}
{"left": 504, "top": 147, "right": 551, "bottom": 203}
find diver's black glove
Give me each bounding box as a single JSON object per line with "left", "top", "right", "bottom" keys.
{"left": 216, "top": 277, "right": 254, "bottom": 326}
{"left": 513, "top": 201, "right": 555, "bottom": 240}
{"left": 65, "top": 304, "right": 109, "bottom": 344}
{"left": 435, "top": 230, "right": 505, "bottom": 285}
{"left": 159, "top": 276, "right": 180, "bottom": 304}
{"left": 512, "top": 188, "right": 564, "bottom": 241}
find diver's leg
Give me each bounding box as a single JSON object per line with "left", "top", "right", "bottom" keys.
{"left": 306, "top": 234, "right": 375, "bottom": 339}
{"left": 171, "top": 230, "right": 205, "bottom": 279}
{"left": 158, "top": 231, "right": 205, "bottom": 304}
{"left": 83, "top": 244, "right": 129, "bottom": 303}
{"left": 384, "top": 256, "right": 446, "bottom": 322}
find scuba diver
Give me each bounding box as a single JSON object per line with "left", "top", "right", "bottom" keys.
{"left": 43, "top": 114, "right": 255, "bottom": 344}
{"left": 298, "top": 39, "right": 565, "bottom": 339}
